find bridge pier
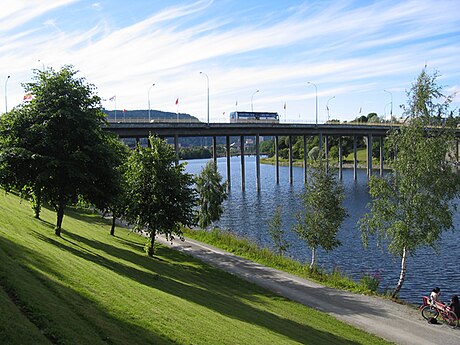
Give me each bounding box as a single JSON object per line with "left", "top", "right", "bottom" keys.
{"left": 303, "top": 135, "right": 308, "bottom": 183}
{"left": 325, "top": 135, "right": 329, "bottom": 173}
{"left": 240, "top": 135, "right": 245, "bottom": 191}
{"left": 256, "top": 134, "right": 261, "bottom": 191}
{"left": 379, "top": 136, "right": 384, "bottom": 176}
{"left": 226, "top": 136, "right": 231, "bottom": 190}
{"left": 353, "top": 136, "right": 357, "bottom": 180}
{"left": 275, "top": 136, "right": 280, "bottom": 184}
{"left": 289, "top": 135, "right": 293, "bottom": 184}
{"left": 367, "top": 134, "right": 373, "bottom": 177}
{"left": 339, "top": 136, "right": 343, "bottom": 180}
{"left": 212, "top": 136, "right": 217, "bottom": 165}
{"left": 174, "top": 135, "right": 179, "bottom": 162}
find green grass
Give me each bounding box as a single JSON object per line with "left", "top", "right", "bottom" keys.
{"left": 183, "top": 228, "right": 377, "bottom": 294}
{"left": 261, "top": 148, "right": 383, "bottom": 168}
{"left": 0, "top": 192, "right": 391, "bottom": 345}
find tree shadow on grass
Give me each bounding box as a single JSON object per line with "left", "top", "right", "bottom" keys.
{"left": 49, "top": 230, "right": 367, "bottom": 345}
{"left": 0, "top": 236, "right": 176, "bottom": 345}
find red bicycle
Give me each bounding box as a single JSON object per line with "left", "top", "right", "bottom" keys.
{"left": 420, "top": 296, "right": 458, "bottom": 328}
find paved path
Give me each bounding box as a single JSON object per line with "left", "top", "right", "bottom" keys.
{"left": 157, "top": 235, "right": 460, "bottom": 345}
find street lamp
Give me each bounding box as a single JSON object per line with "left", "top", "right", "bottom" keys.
{"left": 199, "top": 72, "right": 209, "bottom": 125}
{"left": 38, "top": 59, "right": 45, "bottom": 71}
{"left": 307, "top": 82, "right": 318, "bottom": 126}
{"left": 4, "top": 75, "right": 10, "bottom": 113}
{"left": 326, "top": 96, "right": 335, "bottom": 122}
{"left": 251, "top": 89, "right": 259, "bottom": 112}
{"left": 148, "top": 83, "right": 155, "bottom": 122}
{"left": 384, "top": 89, "right": 393, "bottom": 120}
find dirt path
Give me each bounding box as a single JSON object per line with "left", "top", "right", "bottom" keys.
{"left": 157, "top": 235, "right": 460, "bottom": 345}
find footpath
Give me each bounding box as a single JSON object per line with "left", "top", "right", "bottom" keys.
{"left": 156, "top": 235, "right": 460, "bottom": 345}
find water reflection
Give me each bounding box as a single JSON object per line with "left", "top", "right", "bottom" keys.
{"left": 184, "top": 156, "right": 460, "bottom": 304}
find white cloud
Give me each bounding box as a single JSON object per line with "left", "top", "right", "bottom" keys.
{"left": 1, "top": 0, "right": 459, "bottom": 122}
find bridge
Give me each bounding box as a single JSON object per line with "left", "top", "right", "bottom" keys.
{"left": 104, "top": 120, "right": 460, "bottom": 191}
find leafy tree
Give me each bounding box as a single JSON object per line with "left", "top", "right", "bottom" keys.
{"left": 268, "top": 206, "right": 289, "bottom": 256}
{"left": 0, "top": 66, "right": 123, "bottom": 235}
{"left": 359, "top": 68, "right": 460, "bottom": 297}
{"left": 196, "top": 161, "right": 228, "bottom": 229}
{"left": 294, "top": 158, "right": 347, "bottom": 268}
{"left": 124, "top": 136, "right": 196, "bottom": 256}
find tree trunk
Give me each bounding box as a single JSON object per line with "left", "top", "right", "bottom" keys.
{"left": 147, "top": 229, "right": 157, "bottom": 257}
{"left": 32, "top": 190, "right": 41, "bottom": 219}
{"left": 310, "top": 247, "right": 316, "bottom": 269}
{"left": 55, "top": 201, "right": 65, "bottom": 236}
{"left": 110, "top": 213, "right": 116, "bottom": 236}
{"left": 393, "top": 246, "right": 407, "bottom": 298}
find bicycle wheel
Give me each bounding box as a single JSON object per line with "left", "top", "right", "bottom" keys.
{"left": 444, "top": 310, "right": 458, "bottom": 328}
{"left": 421, "top": 305, "right": 439, "bottom": 320}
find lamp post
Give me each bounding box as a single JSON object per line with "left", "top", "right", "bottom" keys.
{"left": 148, "top": 83, "right": 155, "bottom": 122}
{"left": 251, "top": 89, "right": 259, "bottom": 112}
{"left": 307, "top": 82, "right": 318, "bottom": 126}
{"left": 4, "top": 75, "right": 10, "bottom": 113}
{"left": 384, "top": 89, "right": 393, "bottom": 120}
{"left": 326, "top": 96, "right": 335, "bottom": 122}
{"left": 38, "top": 59, "right": 45, "bottom": 71}
{"left": 199, "top": 72, "right": 209, "bottom": 125}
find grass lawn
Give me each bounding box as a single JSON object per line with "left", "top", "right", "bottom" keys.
{"left": 0, "top": 192, "right": 391, "bottom": 345}
{"left": 262, "top": 148, "right": 384, "bottom": 169}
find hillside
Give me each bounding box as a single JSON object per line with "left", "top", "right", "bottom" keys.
{"left": 103, "top": 109, "right": 200, "bottom": 122}
{"left": 0, "top": 192, "right": 390, "bottom": 345}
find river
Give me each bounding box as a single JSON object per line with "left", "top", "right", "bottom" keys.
{"left": 183, "top": 156, "right": 459, "bottom": 305}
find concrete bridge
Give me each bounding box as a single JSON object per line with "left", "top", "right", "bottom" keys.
{"left": 104, "top": 121, "right": 460, "bottom": 190}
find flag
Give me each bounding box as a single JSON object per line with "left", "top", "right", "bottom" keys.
{"left": 359, "top": 107, "right": 362, "bottom": 114}
{"left": 23, "top": 94, "right": 33, "bottom": 101}
{"left": 235, "top": 100, "right": 238, "bottom": 106}
{"left": 109, "top": 95, "right": 116, "bottom": 101}
{"left": 175, "top": 98, "right": 179, "bottom": 105}
{"left": 283, "top": 102, "right": 286, "bottom": 110}
{"left": 123, "top": 109, "right": 126, "bottom": 112}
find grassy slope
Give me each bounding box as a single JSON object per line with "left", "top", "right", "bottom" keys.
{"left": 0, "top": 192, "right": 391, "bottom": 345}
{"left": 262, "top": 148, "right": 381, "bottom": 167}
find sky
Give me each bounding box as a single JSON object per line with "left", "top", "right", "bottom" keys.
{"left": 1, "top": 0, "right": 459, "bottom": 123}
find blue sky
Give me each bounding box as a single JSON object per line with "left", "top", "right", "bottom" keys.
{"left": 1, "top": 0, "right": 459, "bottom": 123}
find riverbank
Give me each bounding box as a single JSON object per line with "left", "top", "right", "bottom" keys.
{"left": 0, "top": 191, "right": 392, "bottom": 345}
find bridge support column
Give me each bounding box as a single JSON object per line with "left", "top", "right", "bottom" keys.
{"left": 303, "top": 136, "right": 308, "bottom": 183}
{"left": 367, "top": 134, "right": 373, "bottom": 178}
{"left": 319, "top": 133, "right": 323, "bottom": 152}
{"left": 339, "top": 136, "right": 343, "bottom": 180}
{"left": 275, "top": 136, "right": 279, "bottom": 184}
{"left": 325, "top": 135, "right": 329, "bottom": 173}
{"left": 136, "top": 137, "right": 140, "bottom": 149}
{"left": 289, "top": 135, "right": 293, "bottom": 184}
{"left": 174, "top": 135, "right": 179, "bottom": 162}
{"left": 379, "top": 136, "right": 384, "bottom": 177}
{"left": 226, "top": 136, "right": 231, "bottom": 190}
{"left": 240, "top": 136, "right": 245, "bottom": 191}
{"left": 212, "top": 136, "right": 217, "bottom": 166}
{"left": 456, "top": 139, "right": 459, "bottom": 164}
{"left": 256, "top": 134, "right": 261, "bottom": 191}
{"left": 353, "top": 136, "right": 357, "bottom": 180}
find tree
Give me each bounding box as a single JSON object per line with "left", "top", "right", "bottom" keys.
{"left": 294, "top": 158, "right": 347, "bottom": 268}
{"left": 196, "top": 161, "right": 228, "bottom": 229}
{"left": 268, "top": 206, "right": 289, "bottom": 256}
{"left": 359, "top": 68, "right": 460, "bottom": 297}
{"left": 0, "top": 66, "right": 123, "bottom": 235}
{"left": 124, "top": 136, "right": 196, "bottom": 256}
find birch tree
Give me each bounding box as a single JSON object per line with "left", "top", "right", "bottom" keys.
{"left": 360, "top": 68, "right": 460, "bottom": 297}
{"left": 294, "top": 158, "right": 347, "bottom": 268}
